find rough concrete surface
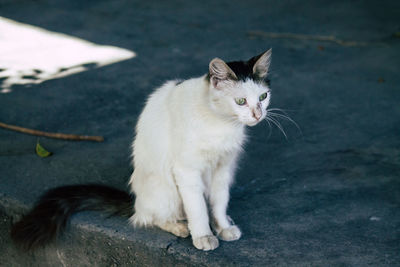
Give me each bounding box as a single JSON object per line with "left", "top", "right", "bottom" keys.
{"left": 0, "top": 0, "right": 399, "bottom": 266}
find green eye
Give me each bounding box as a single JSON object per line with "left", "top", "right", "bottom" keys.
{"left": 259, "top": 92, "right": 268, "bottom": 101}
{"left": 235, "top": 98, "right": 247, "bottom": 106}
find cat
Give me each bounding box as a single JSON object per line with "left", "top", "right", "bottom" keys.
{"left": 11, "top": 49, "right": 272, "bottom": 251}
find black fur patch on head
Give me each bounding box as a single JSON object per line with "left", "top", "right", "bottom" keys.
{"left": 226, "top": 53, "right": 270, "bottom": 85}
{"left": 206, "top": 53, "right": 271, "bottom": 86}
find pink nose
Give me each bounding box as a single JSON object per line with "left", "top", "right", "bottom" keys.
{"left": 252, "top": 109, "right": 262, "bottom": 120}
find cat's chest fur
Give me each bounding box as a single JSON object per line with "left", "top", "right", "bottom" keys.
{"left": 194, "top": 119, "right": 245, "bottom": 163}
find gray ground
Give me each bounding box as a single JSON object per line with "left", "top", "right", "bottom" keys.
{"left": 0, "top": 0, "right": 399, "bottom": 266}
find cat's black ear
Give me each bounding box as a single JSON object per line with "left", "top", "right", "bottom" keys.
{"left": 252, "top": 49, "right": 272, "bottom": 79}
{"left": 209, "top": 58, "right": 238, "bottom": 88}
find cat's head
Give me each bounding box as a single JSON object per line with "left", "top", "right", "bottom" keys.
{"left": 207, "top": 49, "right": 272, "bottom": 127}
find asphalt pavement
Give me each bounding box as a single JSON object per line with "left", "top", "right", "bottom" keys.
{"left": 0, "top": 0, "right": 399, "bottom": 266}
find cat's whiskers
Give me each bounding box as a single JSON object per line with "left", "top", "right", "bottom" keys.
{"left": 263, "top": 108, "right": 301, "bottom": 139}
{"left": 263, "top": 116, "right": 273, "bottom": 139}
{"left": 265, "top": 115, "right": 288, "bottom": 139}
{"left": 267, "top": 111, "right": 301, "bottom": 132}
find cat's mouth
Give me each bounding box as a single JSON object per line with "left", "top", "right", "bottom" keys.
{"left": 246, "top": 118, "right": 261, "bottom": 127}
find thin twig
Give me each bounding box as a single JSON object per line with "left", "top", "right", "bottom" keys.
{"left": 247, "top": 30, "right": 371, "bottom": 47}
{"left": 0, "top": 121, "right": 104, "bottom": 142}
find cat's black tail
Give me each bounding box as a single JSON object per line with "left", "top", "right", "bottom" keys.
{"left": 11, "top": 184, "right": 134, "bottom": 250}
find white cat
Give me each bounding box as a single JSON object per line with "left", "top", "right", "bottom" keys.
{"left": 130, "top": 49, "right": 272, "bottom": 250}
{"left": 11, "top": 49, "right": 272, "bottom": 251}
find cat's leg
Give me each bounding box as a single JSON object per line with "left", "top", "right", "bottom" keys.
{"left": 130, "top": 171, "right": 185, "bottom": 234}
{"left": 210, "top": 156, "right": 242, "bottom": 242}
{"left": 156, "top": 221, "right": 189, "bottom": 238}
{"left": 173, "top": 165, "right": 219, "bottom": 251}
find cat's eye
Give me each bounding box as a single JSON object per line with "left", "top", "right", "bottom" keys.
{"left": 259, "top": 92, "right": 268, "bottom": 101}
{"left": 235, "top": 98, "right": 247, "bottom": 106}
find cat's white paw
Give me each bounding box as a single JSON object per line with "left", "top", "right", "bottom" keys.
{"left": 157, "top": 222, "right": 189, "bottom": 238}
{"left": 218, "top": 225, "right": 241, "bottom": 241}
{"left": 172, "top": 222, "right": 190, "bottom": 238}
{"left": 192, "top": 235, "right": 219, "bottom": 251}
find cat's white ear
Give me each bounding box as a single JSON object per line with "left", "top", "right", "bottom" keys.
{"left": 253, "top": 49, "right": 272, "bottom": 79}
{"left": 209, "top": 58, "right": 237, "bottom": 89}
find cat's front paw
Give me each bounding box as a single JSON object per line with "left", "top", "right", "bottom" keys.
{"left": 192, "top": 235, "right": 219, "bottom": 251}
{"left": 218, "top": 225, "right": 241, "bottom": 241}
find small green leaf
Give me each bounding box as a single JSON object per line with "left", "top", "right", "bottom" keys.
{"left": 36, "top": 141, "right": 52, "bottom": 158}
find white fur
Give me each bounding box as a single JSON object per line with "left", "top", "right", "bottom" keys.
{"left": 128, "top": 52, "right": 271, "bottom": 250}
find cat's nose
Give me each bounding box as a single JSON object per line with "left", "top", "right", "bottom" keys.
{"left": 252, "top": 108, "right": 262, "bottom": 120}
